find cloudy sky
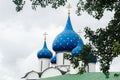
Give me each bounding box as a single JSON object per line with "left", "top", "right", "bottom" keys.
{"left": 0, "top": 0, "right": 120, "bottom": 80}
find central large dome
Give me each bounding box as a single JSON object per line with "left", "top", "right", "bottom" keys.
{"left": 52, "top": 16, "right": 83, "bottom": 52}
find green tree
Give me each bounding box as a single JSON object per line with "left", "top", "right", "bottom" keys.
{"left": 13, "top": 0, "right": 67, "bottom": 12}
{"left": 64, "top": 44, "right": 97, "bottom": 74}
{"left": 84, "top": 21, "right": 120, "bottom": 78}
{"left": 13, "top": 0, "right": 120, "bottom": 19}
{"left": 113, "top": 42, "right": 120, "bottom": 53}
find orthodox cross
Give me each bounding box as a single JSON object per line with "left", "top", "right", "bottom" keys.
{"left": 66, "top": 3, "right": 72, "bottom": 15}
{"left": 43, "top": 32, "right": 48, "bottom": 41}
{"left": 78, "top": 30, "right": 82, "bottom": 36}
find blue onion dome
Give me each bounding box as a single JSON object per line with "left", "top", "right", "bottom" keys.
{"left": 52, "top": 16, "right": 84, "bottom": 52}
{"left": 51, "top": 55, "right": 56, "bottom": 64}
{"left": 71, "top": 40, "right": 83, "bottom": 56}
{"left": 37, "top": 40, "right": 52, "bottom": 59}
{"left": 88, "top": 53, "right": 97, "bottom": 63}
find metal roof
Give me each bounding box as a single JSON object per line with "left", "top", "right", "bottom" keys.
{"left": 38, "top": 72, "right": 120, "bottom": 80}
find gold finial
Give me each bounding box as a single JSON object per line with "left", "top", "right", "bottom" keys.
{"left": 66, "top": 3, "right": 71, "bottom": 15}
{"left": 78, "top": 30, "right": 82, "bottom": 36}
{"left": 43, "top": 32, "right": 48, "bottom": 41}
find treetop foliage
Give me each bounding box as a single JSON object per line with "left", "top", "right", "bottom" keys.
{"left": 84, "top": 13, "right": 120, "bottom": 77}
{"left": 13, "top": 0, "right": 120, "bottom": 20}
{"left": 76, "top": 0, "right": 120, "bottom": 19}
{"left": 13, "top": 0, "right": 67, "bottom": 12}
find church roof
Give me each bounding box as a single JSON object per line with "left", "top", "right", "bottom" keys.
{"left": 39, "top": 72, "right": 120, "bottom": 80}
{"left": 22, "top": 67, "right": 69, "bottom": 79}
{"left": 21, "top": 70, "right": 42, "bottom": 79}
{"left": 37, "top": 41, "right": 52, "bottom": 59}
{"left": 52, "top": 16, "right": 84, "bottom": 52}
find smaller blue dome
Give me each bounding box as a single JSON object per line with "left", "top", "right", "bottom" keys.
{"left": 37, "top": 41, "right": 52, "bottom": 59}
{"left": 71, "top": 40, "right": 83, "bottom": 55}
{"left": 51, "top": 55, "right": 56, "bottom": 64}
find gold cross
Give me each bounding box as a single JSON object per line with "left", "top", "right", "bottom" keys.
{"left": 78, "top": 30, "right": 82, "bottom": 36}
{"left": 66, "top": 3, "right": 71, "bottom": 15}
{"left": 43, "top": 32, "right": 48, "bottom": 41}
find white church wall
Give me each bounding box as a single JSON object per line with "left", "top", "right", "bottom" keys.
{"left": 64, "top": 52, "right": 70, "bottom": 65}
{"left": 51, "top": 64, "right": 56, "bottom": 67}
{"left": 79, "top": 61, "right": 89, "bottom": 72}
{"left": 88, "top": 63, "right": 96, "bottom": 72}
{"left": 57, "top": 53, "right": 64, "bottom": 65}
{"left": 79, "top": 61, "right": 82, "bottom": 67}
{"left": 39, "top": 58, "right": 50, "bottom": 72}
{"left": 41, "top": 68, "right": 62, "bottom": 78}
{"left": 26, "top": 72, "right": 39, "bottom": 80}
{"left": 57, "top": 52, "right": 70, "bottom": 65}
{"left": 70, "top": 64, "right": 79, "bottom": 74}
{"left": 85, "top": 66, "right": 89, "bottom": 72}
{"left": 57, "top": 65, "right": 70, "bottom": 72}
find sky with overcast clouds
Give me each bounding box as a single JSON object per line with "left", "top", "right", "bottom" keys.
{"left": 0, "top": 0, "right": 120, "bottom": 80}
